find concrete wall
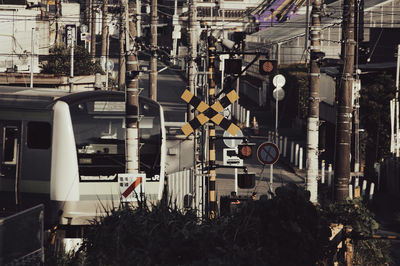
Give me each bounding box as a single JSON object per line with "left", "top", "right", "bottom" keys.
{"left": 0, "top": 6, "right": 46, "bottom": 73}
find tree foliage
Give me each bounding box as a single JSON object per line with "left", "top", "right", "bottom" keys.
{"left": 279, "top": 64, "right": 309, "bottom": 120}
{"left": 321, "top": 199, "right": 391, "bottom": 265}
{"left": 41, "top": 45, "right": 103, "bottom": 76}
{"left": 359, "top": 73, "right": 395, "bottom": 172}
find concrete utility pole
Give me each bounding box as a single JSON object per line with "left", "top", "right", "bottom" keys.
{"left": 119, "top": 0, "right": 126, "bottom": 90}
{"left": 306, "top": 0, "right": 322, "bottom": 203}
{"left": 101, "top": 0, "right": 108, "bottom": 69}
{"left": 208, "top": 36, "right": 217, "bottom": 219}
{"left": 91, "top": 0, "right": 97, "bottom": 59}
{"left": 395, "top": 44, "right": 400, "bottom": 157}
{"left": 30, "top": 27, "right": 34, "bottom": 88}
{"left": 87, "top": 0, "right": 92, "bottom": 52}
{"left": 136, "top": 0, "right": 142, "bottom": 38}
{"left": 126, "top": 1, "right": 140, "bottom": 174}
{"left": 334, "top": 0, "right": 355, "bottom": 202}
{"left": 149, "top": 0, "right": 158, "bottom": 101}
{"left": 188, "top": 0, "right": 197, "bottom": 121}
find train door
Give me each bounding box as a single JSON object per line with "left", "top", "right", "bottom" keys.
{"left": 0, "top": 121, "right": 21, "bottom": 206}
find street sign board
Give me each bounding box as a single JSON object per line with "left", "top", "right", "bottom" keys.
{"left": 257, "top": 142, "right": 280, "bottom": 165}
{"left": 223, "top": 148, "right": 243, "bottom": 166}
{"left": 223, "top": 129, "right": 243, "bottom": 148}
{"left": 118, "top": 173, "right": 146, "bottom": 202}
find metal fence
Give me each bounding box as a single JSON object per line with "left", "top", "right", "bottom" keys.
{"left": 167, "top": 168, "right": 204, "bottom": 216}
{"left": 0, "top": 204, "right": 44, "bottom": 265}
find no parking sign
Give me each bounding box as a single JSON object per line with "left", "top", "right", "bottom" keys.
{"left": 257, "top": 142, "right": 280, "bottom": 165}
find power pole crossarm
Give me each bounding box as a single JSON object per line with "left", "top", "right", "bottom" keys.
{"left": 334, "top": 0, "right": 355, "bottom": 202}
{"left": 306, "top": 0, "right": 323, "bottom": 203}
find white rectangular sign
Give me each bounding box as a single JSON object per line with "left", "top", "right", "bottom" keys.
{"left": 118, "top": 173, "right": 146, "bottom": 202}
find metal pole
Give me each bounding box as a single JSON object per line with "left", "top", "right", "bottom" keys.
{"left": 70, "top": 31, "right": 74, "bottom": 92}
{"left": 208, "top": 36, "right": 217, "bottom": 219}
{"left": 334, "top": 0, "right": 355, "bottom": 202}
{"left": 91, "top": 0, "right": 96, "bottom": 59}
{"left": 105, "top": 27, "right": 109, "bottom": 89}
{"left": 275, "top": 92, "right": 278, "bottom": 144}
{"left": 270, "top": 164, "right": 273, "bottom": 189}
{"left": 30, "top": 27, "right": 34, "bottom": 88}
{"left": 86, "top": 0, "right": 91, "bottom": 52}
{"left": 126, "top": 1, "right": 140, "bottom": 174}
{"left": 234, "top": 168, "right": 238, "bottom": 194}
{"left": 149, "top": 0, "right": 158, "bottom": 101}
{"left": 306, "top": 0, "right": 322, "bottom": 203}
{"left": 188, "top": 0, "right": 197, "bottom": 121}
{"left": 119, "top": 0, "right": 126, "bottom": 90}
{"left": 101, "top": 0, "right": 108, "bottom": 66}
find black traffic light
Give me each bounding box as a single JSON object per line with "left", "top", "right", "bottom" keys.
{"left": 237, "top": 144, "right": 253, "bottom": 159}
{"left": 238, "top": 172, "right": 255, "bottom": 189}
{"left": 259, "top": 60, "right": 277, "bottom": 75}
{"left": 225, "top": 59, "right": 242, "bottom": 75}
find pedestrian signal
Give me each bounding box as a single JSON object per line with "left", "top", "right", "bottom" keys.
{"left": 259, "top": 60, "right": 277, "bottom": 75}
{"left": 225, "top": 59, "right": 242, "bottom": 75}
{"left": 238, "top": 173, "right": 255, "bottom": 189}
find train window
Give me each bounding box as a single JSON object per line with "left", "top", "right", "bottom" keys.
{"left": 2, "top": 127, "right": 18, "bottom": 163}
{"left": 27, "top": 122, "right": 51, "bottom": 149}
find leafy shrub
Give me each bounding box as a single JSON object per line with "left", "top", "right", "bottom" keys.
{"left": 320, "top": 199, "right": 391, "bottom": 265}
{"left": 72, "top": 184, "right": 331, "bottom": 265}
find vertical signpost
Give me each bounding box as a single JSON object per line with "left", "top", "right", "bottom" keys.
{"left": 271, "top": 75, "right": 285, "bottom": 192}
{"left": 257, "top": 142, "right": 280, "bottom": 195}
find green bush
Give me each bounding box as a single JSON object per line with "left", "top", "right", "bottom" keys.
{"left": 48, "top": 185, "right": 392, "bottom": 265}
{"left": 71, "top": 184, "right": 332, "bottom": 265}
{"left": 320, "top": 199, "right": 391, "bottom": 265}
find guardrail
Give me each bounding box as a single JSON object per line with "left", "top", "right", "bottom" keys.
{"left": 0, "top": 204, "right": 44, "bottom": 265}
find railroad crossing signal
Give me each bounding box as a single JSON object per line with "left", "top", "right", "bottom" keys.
{"left": 180, "top": 89, "right": 240, "bottom": 136}
{"left": 259, "top": 60, "right": 277, "bottom": 75}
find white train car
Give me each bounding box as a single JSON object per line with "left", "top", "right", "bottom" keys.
{"left": 0, "top": 87, "right": 166, "bottom": 231}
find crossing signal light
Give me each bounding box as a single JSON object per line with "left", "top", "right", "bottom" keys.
{"left": 237, "top": 144, "right": 253, "bottom": 159}
{"left": 238, "top": 173, "right": 255, "bottom": 188}
{"left": 259, "top": 60, "right": 277, "bottom": 75}
{"left": 225, "top": 59, "right": 242, "bottom": 75}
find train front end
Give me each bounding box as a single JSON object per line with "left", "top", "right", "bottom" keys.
{"left": 51, "top": 91, "right": 166, "bottom": 226}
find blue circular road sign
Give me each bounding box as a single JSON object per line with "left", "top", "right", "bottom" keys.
{"left": 257, "top": 142, "right": 280, "bottom": 165}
